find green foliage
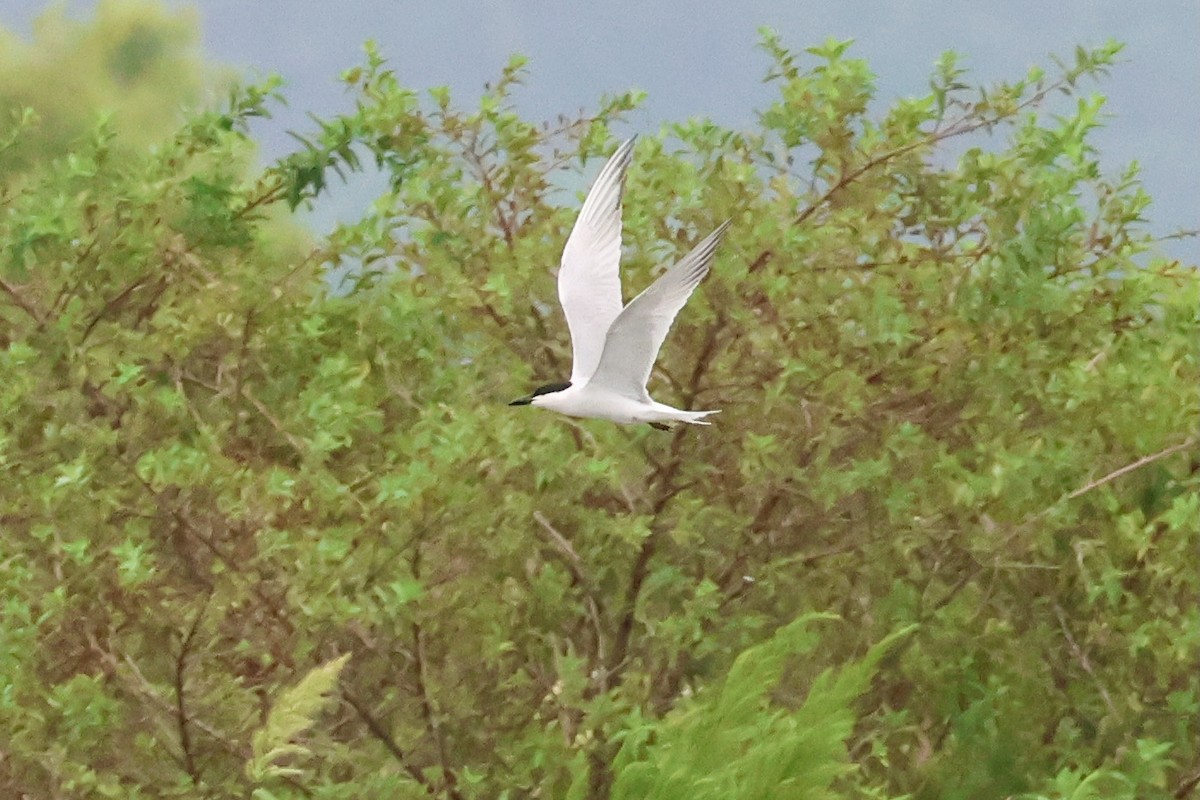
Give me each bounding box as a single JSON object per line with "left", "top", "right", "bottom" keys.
{"left": 607, "top": 617, "right": 915, "bottom": 800}
{"left": 0, "top": 0, "right": 216, "bottom": 172}
{"left": 0, "top": 7, "right": 1197, "bottom": 800}
{"left": 248, "top": 654, "right": 351, "bottom": 784}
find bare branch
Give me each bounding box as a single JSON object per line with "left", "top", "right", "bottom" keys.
{"left": 1004, "top": 435, "right": 1199, "bottom": 544}
{"left": 1174, "top": 768, "right": 1200, "bottom": 799}
{"left": 533, "top": 511, "right": 608, "bottom": 672}
{"left": 532, "top": 511, "right": 585, "bottom": 578}
{"left": 409, "top": 547, "right": 464, "bottom": 800}
{"left": 174, "top": 598, "right": 210, "bottom": 786}
{"left": 86, "top": 632, "right": 248, "bottom": 763}
{"left": 233, "top": 308, "right": 257, "bottom": 439}
{"left": 80, "top": 275, "right": 152, "bottom": 343}
{"left": 0, "top": 276, "right": 44, "bottom": 325}
{"left": 1066, "top": 437, "right": 1198, "bottom": 500}
{"left": 1052, "top": 603, "right": 1118, "bottom": 716}
{"left": 341, "top": 689, "right": 435, "bottom": 792}
{"left": 241, "top": 386, "right": 309, "bottom": 456}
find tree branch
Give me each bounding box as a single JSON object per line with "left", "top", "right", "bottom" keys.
{"left": 86, "top": 632, "right": 248, "bottom": 764}
{"left": 341, "top": 689, "right": 435, "bottom": 792}
{"left": 1052, "top": 603, "right": 1117, "bottom": 716}
{"left": 80, "top": 275, "right": 152, "bottom": 343}
{"left": 793, "top": 72, "right": 1076, "bottom": 230}
{"left": 534, "top": 511, "right": 608, "bottom": 675}
{"left": 0, "top": 276, "right": 45, "bottom": 325}
{"left": 409, "top": 547, "right": 464, "bottom": 800}
{"left": 1066, "top": 437, "right": 1198, "bottom": 500}
{"left": 174, "top": 598, "right": 210, "bottom": 786}
{"left": 1002, "top": 435, "right": 1199, "bottom": 546}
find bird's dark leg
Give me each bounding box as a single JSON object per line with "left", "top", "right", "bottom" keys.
{"left": 648, "top": 422, "right": 672, "bottom": 431}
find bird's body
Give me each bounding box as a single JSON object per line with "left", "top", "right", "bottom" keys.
{"left": 526, "top": 382, "right": 716, "bottom": 426}
{"left": 510, "top": 137, "right": 729, "bottom": 428}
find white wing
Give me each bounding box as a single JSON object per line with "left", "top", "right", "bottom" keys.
{"left": 586, "top": 221, "right": 730, "bottom": 398}
{"left": 558, "top": 137, "right": 637, "bottom": 384}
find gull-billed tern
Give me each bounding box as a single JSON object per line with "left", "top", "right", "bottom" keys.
{"left": 510, "top": 138, "right": 730, "bottom": 429}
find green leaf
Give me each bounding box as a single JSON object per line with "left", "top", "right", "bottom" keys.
{"left": 247, "top": 654, "right": 352, "bottom": 782}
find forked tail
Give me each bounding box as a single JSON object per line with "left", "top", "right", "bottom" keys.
{"left": 680, "top": 409, "right": 720, "bottom": 425}
{"left": 647, "top": 403, "right": 721, "bottom": 427}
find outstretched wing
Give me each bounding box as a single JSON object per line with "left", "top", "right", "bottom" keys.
{"left": 558, "top": 137, "right": 637, "bottom": 384}
{"left": 585, "top": 221, "right": 730, "bottom": 398}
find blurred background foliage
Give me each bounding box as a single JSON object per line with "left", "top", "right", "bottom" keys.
{"left": 0, "top": 3, "right": 1197, "bottom": 799}
{"left": 0, "top": 0, "right": 218, "bottom": 175}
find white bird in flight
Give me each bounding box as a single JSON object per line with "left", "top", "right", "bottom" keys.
{"left": 510, "top": 137, "right": 730, "bottom": 429}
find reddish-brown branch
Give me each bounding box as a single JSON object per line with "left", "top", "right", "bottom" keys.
{"left": 174, "top": 599, "right": 209, "bottom": 786}
{"left": 341, "top": 689, "right": 435, "bottom": 792}
{"left": 80, "top": 275, "right": 152, "bottom": 343}
{"left": 0, "top": 277, "right": 45, "bottom": 325}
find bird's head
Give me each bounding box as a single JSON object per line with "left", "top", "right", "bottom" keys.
{"left": 509, "top": 381, "right": 572, "bottom": 407}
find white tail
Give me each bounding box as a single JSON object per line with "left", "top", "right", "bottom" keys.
{"left": 680, "top": 409, "right": 720, "bottom": 425}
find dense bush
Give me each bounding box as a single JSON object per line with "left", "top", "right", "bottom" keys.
{"left": 1, "top": 7, "right": 1196, "bottom": 799}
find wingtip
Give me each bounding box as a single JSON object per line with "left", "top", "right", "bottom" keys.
{"left": 611, "top": 136, "right": 638, "bottom": 171}
{"left": 693, "top": 220, "right": 732, "bottom": 254}
{"left": 578, "top": 137, "right": 639, "bottom": 228}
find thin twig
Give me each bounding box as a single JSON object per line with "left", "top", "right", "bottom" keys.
{"left": 80, "top": 275, "right": 151, "bottom": 343}
{"left": 409, "top": 547, "right": 464, "bottom": 800}
{"left": 241, "top": 386, "right": 308, "bottom": 456}
{"left": 233, "top": 178, "right": 288, "bottom": 221}
{"left": 341, "top": 689, "right": 435, "bottom": 792}
{"left": 1005, "top": 435, "right": 1199, "bottom": 543}
{"left": 682, "top": 311, "right": 727, "bottom": 407}
{"left": 462, "top": 128, "right": 515, "bottom": 246}
{"left": 532, "top": 511, "right": 585, "bottom": 578}
{"left": 533, "top": 511, "right": 608, "bottom": 672}
{"left": 1066, "top": 437, "right": 1198, "bottom": 500}
{"left": 1052, "top": 603, "right": 1118, "bottom": 715}
{"left": 126, "top": 466, "right": 296, "bottom": 637}
{"left": 793, "top": 72, "right": 1076, "bottom": 231}
{"left": 234, "top": 308, "right": 256, "bottom": 440}
{"left": 174, "top": 597, "right": 210, "bottom": 785}
{"left": 0, "top": 277, "right": 44, "bottom": 324}
{"left": 410, "top": 620, "right": 463, "bottom": 800}
{"left": 86, "top": 633, "right": 248, "bottom": 762}
{"left": 1174, "top": 768, "right": 1200, "bottom": 799}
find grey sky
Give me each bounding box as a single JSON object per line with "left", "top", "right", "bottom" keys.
{"left": 5, "top": 1, "right": 1197, "bottom": 262}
